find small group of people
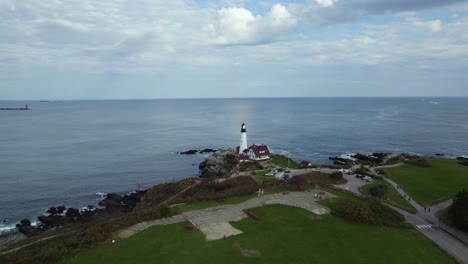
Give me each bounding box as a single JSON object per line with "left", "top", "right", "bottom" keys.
{"left": 257, "top": 188, "right": 265, "bottom": 196}
{"left": 424, "top": 207, "right": 431, "bottom": 212}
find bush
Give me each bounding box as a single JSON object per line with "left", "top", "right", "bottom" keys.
{"left": 354, "top": 166, "right": 371, "bottom": 175}
{"left": 239, "top": 161, "right": 263, "bottom": 172}
{"left": 448, "top": 189, "right": 468, "bottom": 232}
{"left": 175, "top": 176, "right": 259, "bottom": 203}
{"left": 288, "top": 175, "right": 308, "bottom": 190}
{"left": 458, "top": 161, "right": 468, "bottom": 167}
{"left": 369, "top": 184, "right": 388, "bottom": 199}
{"left": 330, "top": 171, "right": 343, "bottom": 179}
{"left": 331, "top": 198, "right": 408, "bottom": 228}
{"left": 404, "top": 158, "right": 431, "bottom": 168}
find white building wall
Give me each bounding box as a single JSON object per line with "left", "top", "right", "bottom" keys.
{"left": 240, "top": 132, "right": 248, "bottom": 154}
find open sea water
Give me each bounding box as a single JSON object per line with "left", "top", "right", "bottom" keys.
{"left": 1, "top": 97, "right": 467, "bottom": 233}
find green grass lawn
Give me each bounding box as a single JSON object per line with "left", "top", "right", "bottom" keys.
{"left": 382, "top": 159, "right": 468, "bottom": 207}
{"left": 359, "top": 180, "right": 417, "bottom": 213}
{"left": 268, "top": 154, "right": 300, "bottom": 169}
{"left": 64, "top": 205, "right": 456, "bottom": 264}
{"left": 255, "top": 170, "right": 269, "bottom": 176}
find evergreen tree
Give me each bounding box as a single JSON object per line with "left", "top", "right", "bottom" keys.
{"left": 448, "top": 189, "right": 468, "bottom": 232}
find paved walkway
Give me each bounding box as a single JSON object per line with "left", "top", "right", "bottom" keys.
{"left": 118, "top": 190, "right": 334, "bottom": 240}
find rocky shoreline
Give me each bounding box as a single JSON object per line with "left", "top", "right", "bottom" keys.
{"left": 10, "top": 190, "right": 147, "bottom": 237}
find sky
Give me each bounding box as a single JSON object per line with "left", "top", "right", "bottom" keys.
{"left": 1, "top": 0, "right": 468, "bottom": 99}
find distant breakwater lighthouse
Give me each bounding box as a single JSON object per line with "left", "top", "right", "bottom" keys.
{"left": 239, "top": 122, "right": 248, "bottom": 154}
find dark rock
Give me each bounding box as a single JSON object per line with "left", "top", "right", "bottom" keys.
{"left": 457, "top": 156, "right": 468, "bottom": 160}
{"left": 38, "top": 214, "right": 66, "bottom": 227}
{"left": 20, "top": 219, "right": 31, "bottom": 227}
{"left": 329, "top": 157, "right": 350, "bottom": 163}
{"left": 65, "top": 208, "right": 81, "bottom": 222}
{"left": 47, "top": 205, "right": 66, "bottom": 215}
{"left": 200, "top": 148, "right": 217, "bottom": 153}
{"left": 352, "top": 153, "right": 382, "bottom": 163}
{"left": 199, "top": 148, "right": 238, "bottom": 178}
{"left": 16, "top": 219, "right": 36, "bottom": 236}
{"left": 179, "top": 149, "right": 199, "bottom": 155}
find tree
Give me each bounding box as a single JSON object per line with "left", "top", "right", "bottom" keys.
{"left": 448, "top": 189, "right": 468, "bottom": 232}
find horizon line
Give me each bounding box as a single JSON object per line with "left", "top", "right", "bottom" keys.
{"left": 1, "top": 95, "right": 468, "bottom": 101}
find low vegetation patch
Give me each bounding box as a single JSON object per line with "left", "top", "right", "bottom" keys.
{"left": 0, "top": 206, "right": 176, "bottom": 264}
{"left": 404, "top": 158, "right": 432, "bottom": 168}
{"left": 239, "top": 160, "right": 264, "bottom": 172}
{"left": 331, "top": 198, "right": 409, "bottom": 228}
{"left": 448, "top": 189, "right": 468, "bottom": 232}
{"left": 136, "top": 179, "right": 194, "bottom": 209}
{"left": 268, "top": 154, "right": 300, "bottom": 169}
{"left": 302, "top": 172, "right": 346, "bottom": 185}
{"left": 359, "top": 180, "right": 417, "bottom": 213}
{"left": 354, "top": 166, "right": 375, "bottom": 177}
{"left": 174, "top": 176, "right": 259, "bottom": 204}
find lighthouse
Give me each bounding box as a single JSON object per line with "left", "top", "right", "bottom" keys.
{"left": 239, "top": 123, "right": 248, "bottom": 154}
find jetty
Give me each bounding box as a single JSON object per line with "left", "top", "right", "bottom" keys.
{"left": 0, "top": 104, "right": 31, "bottom": 110}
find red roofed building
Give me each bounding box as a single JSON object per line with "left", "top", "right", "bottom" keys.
{"left": 300, "top": 160, "right": 312, "bottom": 167}
{"left": 245, "top": 144, "right": 270, "bottom": 161}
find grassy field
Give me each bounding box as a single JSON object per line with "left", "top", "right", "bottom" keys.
{"left": 382, "top": 159, "right": 468, "bottom": 206}
{"left": 64, "top": 205, "right": 455, "bottom": 264}
{"left": 359, "top": 180, "right": 417, "bottom": 213}
{"left": 268, "top": 154, "right": 300, "bottom": 169}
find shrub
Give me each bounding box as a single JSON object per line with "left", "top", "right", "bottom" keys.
{"left": 329, "top": 171, "right": 343, "bottom": 179}
{"left": 458, "top": 161, "right": 468, "bottom": 167}
{"left": 404, "top": 158, "right": 431, "bottom": 168}
{"left": 239, "top": 161, "right": 263, "bottom": 172}
{"left": 331, "top": 198, "right": 408, "bottom": 228}
{"left": 448, "top": 189, "right": 468, "bottom": 232}
{"left": 288, "top": 175, "right": 308, "bottom": 190}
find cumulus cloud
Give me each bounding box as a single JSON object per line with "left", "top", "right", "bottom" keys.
{"left": 208, "top": 4, "right": 296, "bottom": 45}
{"left": 316, "top": 0, "right": 338, "bottom": 7}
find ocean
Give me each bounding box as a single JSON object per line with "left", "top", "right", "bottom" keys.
{"left": 1, "top": 97, "right": 467, "bottom": 234}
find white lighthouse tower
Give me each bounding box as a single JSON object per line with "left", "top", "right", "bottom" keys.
{"left": 239, "top": 123, "right": 248, "bottom": 154}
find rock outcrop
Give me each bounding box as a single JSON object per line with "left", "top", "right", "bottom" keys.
{"left": 199, "top": 148, "right": 238, "bottom": 178}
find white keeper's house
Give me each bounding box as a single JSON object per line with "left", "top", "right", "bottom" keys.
{"left": 236, "top": 123, "right": 270, "bottom": 162}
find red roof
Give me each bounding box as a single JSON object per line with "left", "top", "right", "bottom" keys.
{"left": 249, "top": 144, "right": 270, "bottom": 157}
{"left": 301, "top": 160, "right": 312, "bottom": 167}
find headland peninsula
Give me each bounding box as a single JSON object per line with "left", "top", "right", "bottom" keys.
{"left": 1, "top": 150, "right": 467, "bottom": 264}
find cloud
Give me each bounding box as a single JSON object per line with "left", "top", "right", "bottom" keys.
{"left": 294, "top": 0, "right": 468, "bottom": 27}
{"left": 208, "top": 4, "right": 296, "bottom": 45}
{"left": 411, "top": 19, "right": 442, "bottom": 33}
{"left": 349, "top": 0, "right": 468, "bottom": 13}
{"left": 315, "top": 0, "right": 338, "bottom": 8}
